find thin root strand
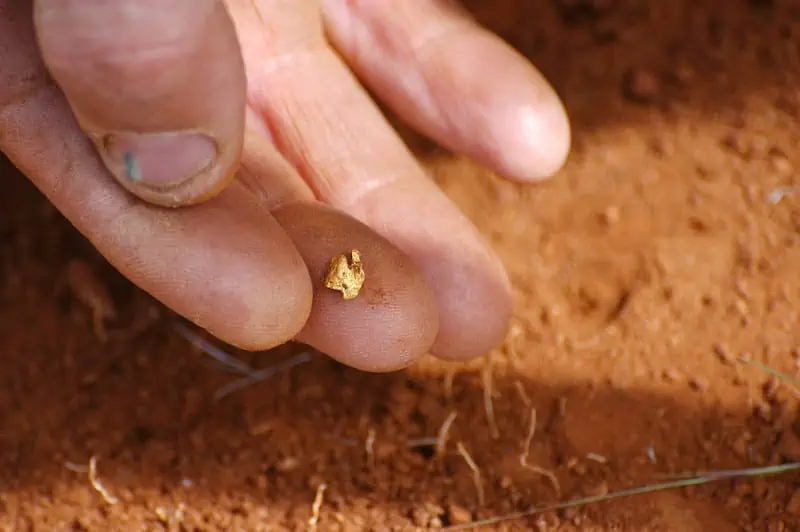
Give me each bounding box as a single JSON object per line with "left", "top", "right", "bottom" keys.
{"left": 456, "top": 441, "right": 485, "bottom": 507}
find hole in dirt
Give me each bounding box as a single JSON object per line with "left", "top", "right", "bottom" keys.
{"left": 410, "top": 445, "right": 436, "bottom": 461}
{"left": 661, "top": 286, "right": 674, "bottom": 301}
{"left": 688, "top": 216, "right": 710, "bottom": 232}
{"left": 129, "top": 426, "right": 155, "bottom": 445}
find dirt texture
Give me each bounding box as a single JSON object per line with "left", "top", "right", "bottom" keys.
{"left": 2, "top": 0, "right": 800, "bottom": 530}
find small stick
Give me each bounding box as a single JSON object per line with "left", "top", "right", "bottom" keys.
{"left": 307, "top": 482, "right": 327, "bottom": 532}
{"left": 482, "top": 355, "right": 500, "bottom": 439}
{"left": 436, "top": 411, "right": 458, "bottom": 461}
{"left": 520, "top": 408, "right": 561, "bottom": 497}
{"left": 88, "top": 456, "right": 118, "bottom": 505}
{"left": 456, "top": 442, "right": 485, "bottom": 506}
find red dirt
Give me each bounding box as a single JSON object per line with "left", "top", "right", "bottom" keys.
{"left": 2, "top": 0, "right": 800, "bottom": 530}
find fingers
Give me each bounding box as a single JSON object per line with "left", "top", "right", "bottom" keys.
{"left": 320, "top": 0, "right": 571, "bottom": 181}
{"left": 272, "top": 202, "right": 439, "bottom": 372}
{"left": 33, "top": 0, "right": 246, "bottom": 207}
{"left": 240, "top": 132, "right": 439, "bottom": 371}
{"left": 2, "top": 0, "right": 495, "bottom": 369}
{"left": 1, "top": 3, "right": 312, "bottom": 348}
{"left": 237, "top": 127, "right": 316, "bottom": 211}
{"left": 228, "top": 0, "right": 513, "bottom": 361}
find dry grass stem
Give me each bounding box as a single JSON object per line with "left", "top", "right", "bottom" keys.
{"left": 365, "top": 428, "right": 376, "bottom": 468}
{"left": 456, "top": 441, "right": 485, "bottom": 506}
{"left": 738, "top": 356, "right": 800, "bottom": 396}
{"left": 442, "top": 462, "right": 800, "bottom": 531}
{"left": 88, "top": 456, "right": 118, "bottom": 505}
{"left": 307, "top": 483, "right": 327, "bottom": 532}
{"left": 558, "top": 396, "right": 568, "bottom": 417}
{"left": 520, "top": 407, "right": 561, "bottom": 497}
{"left": 587, "top": 452, "right": 608, "bottom": 464}
{"left": 407, "top": 437, "right": 439, "bottom": 448}
{"left": 443, "top": 367, "right": 456, "bottom": 400}
{"left": 482, "top": 355, "right": 500, "bottom": 439}
{"left": 436, "top": 411, "right": 458, "bottom": 461}
{"left": 515, "top": 380, "right": 532, "bottom": 408}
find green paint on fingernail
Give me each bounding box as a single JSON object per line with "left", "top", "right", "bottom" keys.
{"left": 124, "top": 152, "right": 142, "bottom": 183}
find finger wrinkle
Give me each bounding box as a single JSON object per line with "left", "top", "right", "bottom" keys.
{"left": 406, "top": 18, "right": 472, "bottom": 58}
{"left": 244, "top": 48, "right": 325, "bottom": 88}
{"left": 227, "top": 0, "right": 326, "bottom": 74}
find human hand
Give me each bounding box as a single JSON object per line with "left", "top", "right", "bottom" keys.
{"left": 0, "top": 0, "right": 570, "bottom": 371}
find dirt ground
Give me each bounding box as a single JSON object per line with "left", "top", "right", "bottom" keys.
{"left": 2, "top": 0, "right": 800, "bottom": 530}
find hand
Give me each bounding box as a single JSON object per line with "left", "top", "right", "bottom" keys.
{"left": 0, "top": 0, "right": 570, "bottom": 371}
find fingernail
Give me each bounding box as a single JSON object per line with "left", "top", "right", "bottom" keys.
{"left": 102, "top": 131, "right": 218, "bottom": 188}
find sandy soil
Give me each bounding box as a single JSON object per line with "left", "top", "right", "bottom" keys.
{"left": 2, "top": 0, "right": 800, "bottom": 530}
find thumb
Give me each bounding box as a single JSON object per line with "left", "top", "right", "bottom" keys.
{"left": 33, "top": 0, "right": 245, "bottom": 207}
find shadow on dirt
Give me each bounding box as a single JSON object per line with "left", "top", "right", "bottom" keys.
{"left": 395, "top": 0, "right": 799, "bottom": 162}
{"left": 0, "top": 173, "right": 796, "bottom": 529}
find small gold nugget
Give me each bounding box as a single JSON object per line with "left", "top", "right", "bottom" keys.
{"left": 324, "top": 249, "right": 365, "bottom": 300}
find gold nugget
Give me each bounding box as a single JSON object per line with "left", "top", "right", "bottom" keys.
{"left": 324, "top": 250, "right": 365, "bottom": 300}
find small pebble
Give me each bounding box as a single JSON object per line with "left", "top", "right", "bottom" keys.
{"left": 712, "top": 343, "right": 735, "bottom": 364}
{"left": 276, "top": 457, "right": 299, "bottom": 472}
{"left": 447, "top": 504, "right": 473, "bottom": 525}
{"left": 598, "top": 206, "right": 620, "bottom": 226}
{"left": 622, "top": 68, "right": 661, "bottom": 104}
{"left": 770, "top": 156, "right": 792, "bottom": 175}
{"left": 689, "top": 377, "right": 709, "bottom": 392}
{"left": 410, "top": 507, "right": 428, "bottom": 527}
{"left": 722, "top": 132, "right": 750, "bottom": 157}
{"left": 662, "top": 368, "right": 681, "bottom": 382}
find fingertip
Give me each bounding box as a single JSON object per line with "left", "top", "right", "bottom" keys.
{"left": 116, "top": 184, "right": 314, "bottom": 353}
{"left": 33, "top": 0, "right": 246, "bottom": 207}
{"left": 476, "top": 34, "right": 572, "bottom": 182}
{"left": 208, "top": 244, "right": 314, "bottom": 353}
{"left": 427, "top": 242, "right": 514, "bottom": 361}
{"left": 271, "top": 202, "right": 439, "bottom": 372}
{"left": 493, "top": 96, "right": 572, "bottom": 182}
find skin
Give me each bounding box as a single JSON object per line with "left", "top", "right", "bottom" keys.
{"left": 0, "top": 0, "right": 571, "bottom": 371}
